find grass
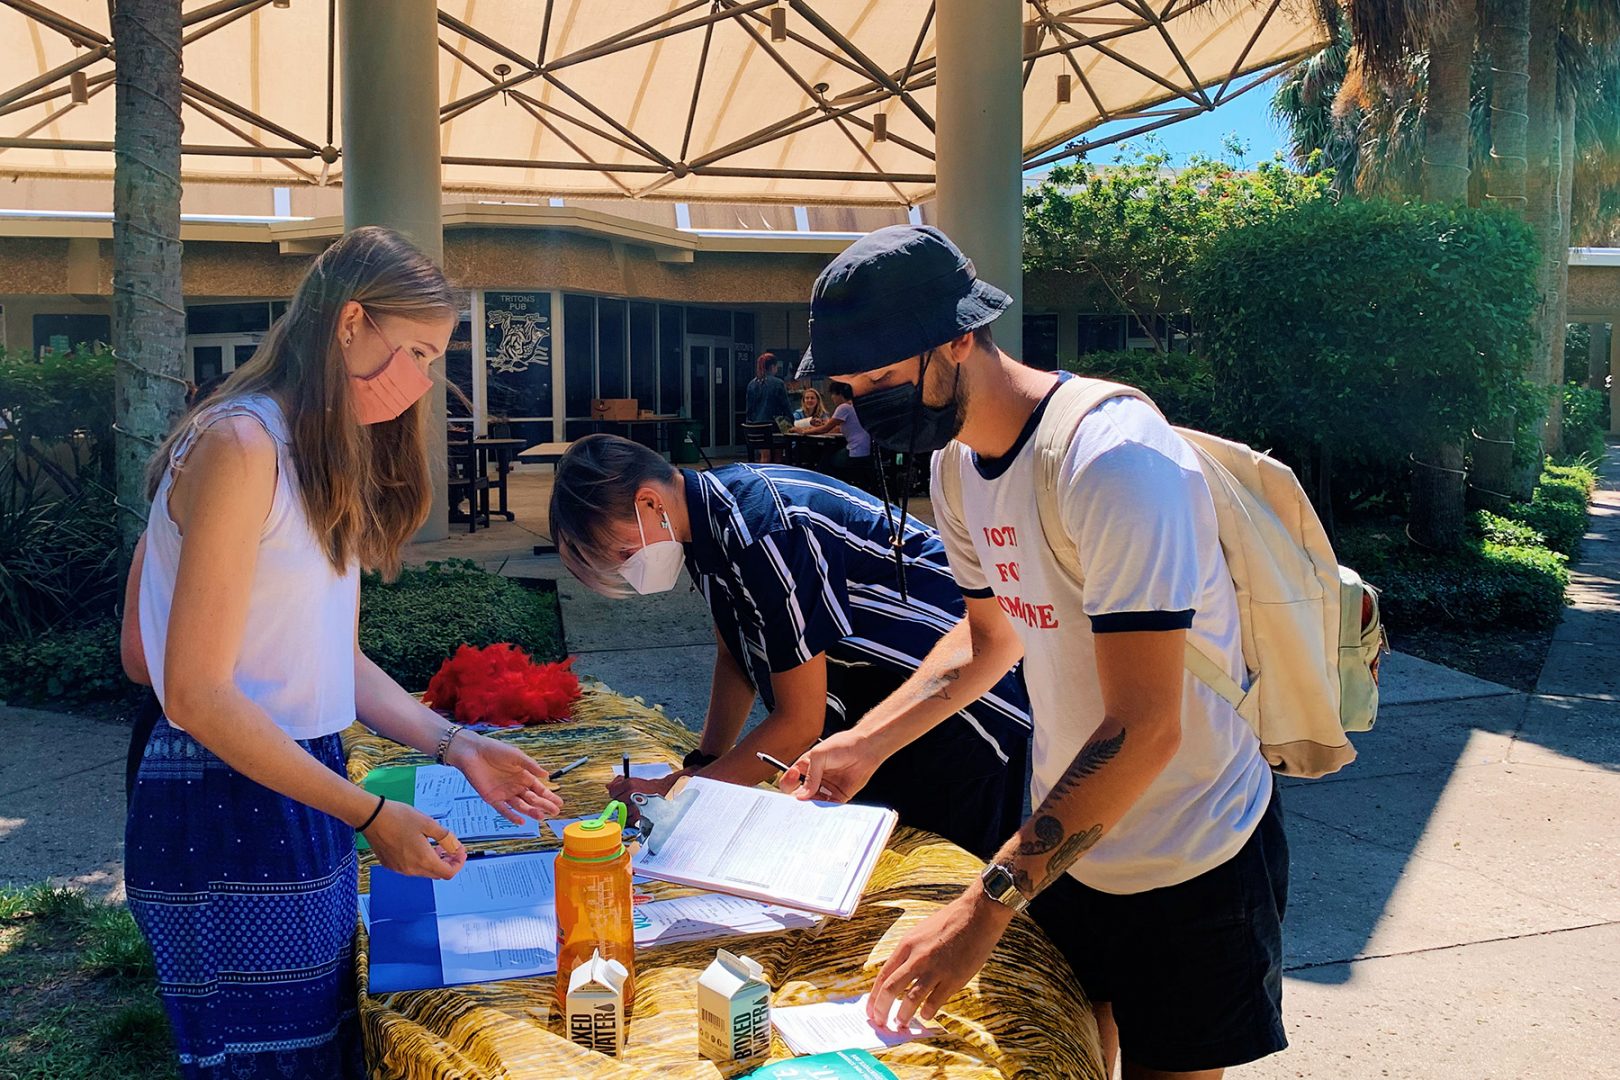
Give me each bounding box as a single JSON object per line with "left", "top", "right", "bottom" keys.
{"left": 0, "top": 884, "right": 176, "bottom": 1080}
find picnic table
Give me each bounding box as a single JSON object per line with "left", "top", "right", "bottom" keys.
{"left": 344, "top": 687, "right": 1104, "bottom": 1080}
{"left": 779, "top": 430, "right": 844, "bottom": 469}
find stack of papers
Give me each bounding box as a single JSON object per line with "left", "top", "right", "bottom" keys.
{"left": 360, "top": 764, "right": 542, "bottom": 848}
{"left": 368, "top": 851, "right": 559, "bottom": 993}
{"left": 771, "top": 996, "right": 945, "bottom": 1056}
{"left": 634, "top": 778, "right": 897, "bottom": 918}
{"left": 633, "top": 893, "right": 820, "bottom": 948}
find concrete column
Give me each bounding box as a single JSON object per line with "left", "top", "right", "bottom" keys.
{"left": 935, "top": 0, "right": 1023, "bottom": 360}
{"left": 341, "top": 0, "right": 448, "bottom": 539}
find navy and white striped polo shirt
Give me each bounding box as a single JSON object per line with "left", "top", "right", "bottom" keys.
{"left": 680, "top": 464, "right": 1031, "bottom": 762}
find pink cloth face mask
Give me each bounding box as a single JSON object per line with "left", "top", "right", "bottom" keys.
{"left": 349, "top": 311, "right": 434, "bottom": 424}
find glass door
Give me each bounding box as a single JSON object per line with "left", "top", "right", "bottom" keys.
{"left": 687, "top": 334, "right": 736, "bottom": 454}
{"left": 186, "top": 333, "right": 263, "bottom": 387}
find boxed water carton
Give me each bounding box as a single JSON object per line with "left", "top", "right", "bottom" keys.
{"left": 565, "top": 949, "right": 628, "bottom": 1057}
{"left": 697, "top": 948, "right": 771, "bottom": 1062}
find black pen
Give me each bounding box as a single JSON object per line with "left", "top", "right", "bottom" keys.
{"left": 622, "top": 753, "right": 631, "bottom": 780}
{"left": 550, "top": 755, "right": 588, "bottom": 779}
{"left": 756, "top": 751, "right": 795, "bottom": 775}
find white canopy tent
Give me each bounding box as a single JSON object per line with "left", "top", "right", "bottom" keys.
{"left": 0, "top": 1, "right": 1325, "bottom": 205}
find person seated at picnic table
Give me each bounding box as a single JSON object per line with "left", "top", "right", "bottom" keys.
{"left": 792, "top": 384, "right": 829, "bottom": 429}
{"left": 548, "top": 433, "right": 1032, "bottom": 858}
{"left": 802, "top": 380, "right": 878, "bottom": 492}
{"left": 117, "top": 226, "right": 564, "bottom": 1080}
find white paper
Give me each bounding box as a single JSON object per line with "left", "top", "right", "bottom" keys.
{"left": 771, "top": 996, "right": 944, "bottom": 1056}
{"left": 629, "top": 762, "right": 675, "bottom": 781}
{"left": 634, "top": 778, "right": 895, "bottom": 917}
{"left": 430, "top": 850, "right": 557, "bottom": 916}
{"left": 413, "top": 764, "right": 543, "bottom": 842}
{"left": 632, "top": 893, "right": 820, "bottom": 947}
{"left": 436, "top": 909, "right": 558, "bottom": 984}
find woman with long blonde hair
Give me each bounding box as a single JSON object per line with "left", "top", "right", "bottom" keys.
{"left": 121, "top": 226, "right": 563, "bottom": 1078}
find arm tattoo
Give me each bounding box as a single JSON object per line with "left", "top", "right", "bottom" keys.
{"left": 1042, "top": 824, "right": 1103, "bottom": 889}
{"left": 927, "top": 669, "right": 961, "bottom": 701}
{"left": 1047, "top": 728, "right": 1126, "bottom": 801}
{"left": 1017, "top": 814, "right": 1064, "bottom": 856}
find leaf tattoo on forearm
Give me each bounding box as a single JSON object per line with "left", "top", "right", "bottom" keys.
{"left": 1047, "top": 728, "right": 1126, "bottom": 801}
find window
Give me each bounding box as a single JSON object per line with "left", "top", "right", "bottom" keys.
{"left": 1077, "top": 313, "right": 1126, "bottom": 355}
{"left": 658, "top": 304, "right": 684, "bottom": 414}
{"left": 629, "top": 302, "right": 657, "bottom": 408}
{"left": 186, "top": 302, "right": 271, "bottom": 335}
{"left": 445, "top": 315, "right": 474, "bottom": 419}
{"left": 596, "top": 298, "right": 627, "bottom": 399}
{"left": 484, "top": 292, "right": 552, "bottom": 420}
{"left": 33, "top": 314, "right": 110, "bottom": 356}
{"left": 685, "top": 305, "right": 731, "bottom": 337}
{"left": 1024, "top": 313, "right": 1059, "bottom": 370}
{"left": 563, "top": 294, "right": 597, "bottom": 436}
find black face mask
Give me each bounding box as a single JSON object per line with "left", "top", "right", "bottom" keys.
{"left": 853, "top": 352, "right": 962, "bottom": 454}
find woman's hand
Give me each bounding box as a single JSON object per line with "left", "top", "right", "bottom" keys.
{"left": 449, "top": 731, "right": 565, "bottom": 823}
{"left": 362, "top": 800, "right": 467, "bottom": 879}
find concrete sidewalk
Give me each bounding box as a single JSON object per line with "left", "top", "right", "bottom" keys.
{"left": 3, "top": 455, "right": 1617, "bottom": 1078}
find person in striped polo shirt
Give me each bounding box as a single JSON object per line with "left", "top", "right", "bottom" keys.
{"left": 548, "top": 433, "right": 1031, "bottom": 858}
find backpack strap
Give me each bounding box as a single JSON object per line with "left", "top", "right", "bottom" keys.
{"left": 1029, "top": 377, "right": 1249, "bottom": 714}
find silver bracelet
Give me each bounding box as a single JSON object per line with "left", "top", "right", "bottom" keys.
{"left": 435, "top": 724, "right": 466, "bottom": 765}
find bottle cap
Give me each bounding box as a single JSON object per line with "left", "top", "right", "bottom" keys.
{"left": 563, "top": 801, "right": 628, "bottom": 860}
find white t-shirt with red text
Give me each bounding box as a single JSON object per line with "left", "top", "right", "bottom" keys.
{"left": 933, "top": 384, "right": 1271, "bottom": 895}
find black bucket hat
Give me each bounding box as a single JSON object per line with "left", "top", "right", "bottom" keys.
{"left": 798, "top": 224, "right": 1011, "bottom": 379}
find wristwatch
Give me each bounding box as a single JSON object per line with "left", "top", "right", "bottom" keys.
{"left": 979, "top": 862, "right": 1030, "bottom": 914}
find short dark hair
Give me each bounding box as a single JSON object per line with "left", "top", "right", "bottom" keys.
{"left": 972, "top": 323, "right": 995, "bottom": 351}
{"left": 828, "top": 380, "right": 853, "bottom": 401}
{"left": 549, "top": 434, "right": 678, "bottom": 597}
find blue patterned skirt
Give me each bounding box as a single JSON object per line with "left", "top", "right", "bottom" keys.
{"left": 126, "top": 723, "right": 365, "bottom": 1080}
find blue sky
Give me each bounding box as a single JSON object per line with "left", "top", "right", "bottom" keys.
{"left": 1031, "top": 76, "right": 1295, "bottom": 170}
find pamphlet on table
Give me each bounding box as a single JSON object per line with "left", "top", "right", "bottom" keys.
{"left": 359, "top": 764, "right": 542, "bottom": 850}
{"left": 771, "top": 995, "right": 944, "bottom": 1056}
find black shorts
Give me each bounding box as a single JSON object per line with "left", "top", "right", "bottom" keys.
{"left": 1028, "top": 787, "right": 1289, "bottom": 1073}
{"left": 824, "top": 661, "right": 1027, "bottom": 860}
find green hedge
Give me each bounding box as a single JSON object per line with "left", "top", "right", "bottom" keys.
{"left": 0, "top": 618, "right": 132, "bottom": 707}
{"left": 1505, "top": 494, "right": 1588, "bottom": 558}
{"left": 1059, "top": 349, "right": 1218, "bottom": 430}
{"left": 359, "top": 559, "right": 564, "bottom": 692}
{"left": 1474, "top": 510, "right": 1546, "bottom": 548}
{"left": 0, "top": 559, "right": 566, "bottom": 708}
{"left": 1340, "top": 527, "right": 1569, "bottom": 630}
{"left": 1562, "top": 384, "right": 1609, "bottom": 462}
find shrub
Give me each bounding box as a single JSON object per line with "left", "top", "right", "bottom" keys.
{"left": 1475, "top": 510, "right": 1545, "bottom": 548}
{"left": 1059, "top": 349, "right": 1218, "bottom": 430}
{"left": 360, "top": 559, "right": 564, "bottom": 692}
{"left": 1194, "top": 199, "right": 1538, "bottom": 509}
{"left": 1338, "top": 527, "right": 1568, "bottom": 630}
{"left": 1506, "top": 494, "right": 1588, "bottom": 558}
{"left": 1533, "top": 475, "right": 1593, "bottom": 507}
{"left": 0, "top": 617, "right": 131, "bottom": 707}
{"left": 0, "top": 471, "right": 122, "bottom": 637}
{"left": 1561, "top": 384, "right": 1608, "bottom": 462}
{"left": 0, "top": 345, "right": 117, "bottom": 490}
{"left": 1542, "top": 459, "right": 1599, "bottom": 495}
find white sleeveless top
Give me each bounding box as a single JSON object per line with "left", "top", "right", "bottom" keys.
{"left": 140, "top": 394, "right": 359, "bottom": 740}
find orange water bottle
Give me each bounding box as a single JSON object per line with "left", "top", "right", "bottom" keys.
{"left": 555, "top": 801, "right": 636, "bottom": 1011}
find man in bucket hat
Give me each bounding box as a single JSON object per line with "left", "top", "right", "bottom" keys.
{"left": 783, "top": 225, "right": 1286, "bottom": 1079}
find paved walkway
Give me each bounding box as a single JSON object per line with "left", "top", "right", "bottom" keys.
{"left": 2, "top": 453, "right": 1616, "bottom": 1077}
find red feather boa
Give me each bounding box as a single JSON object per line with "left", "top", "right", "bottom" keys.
{"left": 423, "top": 644, "right": 581, "bottom": 727}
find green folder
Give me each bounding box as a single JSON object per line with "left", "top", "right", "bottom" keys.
{"left": 354, "top": 765, "right": 419, "bottom": 851}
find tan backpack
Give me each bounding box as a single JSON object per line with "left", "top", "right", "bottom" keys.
{"left": 937, "top": 377, "right": 1385, "bottom": 778}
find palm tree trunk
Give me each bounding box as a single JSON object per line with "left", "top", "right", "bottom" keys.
{"left": 1550, "top": 85, "right": 1577, "bottom": 454}
{"left": 112, "top": 0, "right": 187, "bottom": 550}
{"left": 1410, "top": 0, "right": 1478, "bottom": 551}
{"left": 1471, "top": 0, "right": 1534, "bottom": 509}
{"left": 1421, "top": 0, "right": 1476, "bottom": 204}
{"left": 1524, "top": 0, "right": 1560, "bottom": 455}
